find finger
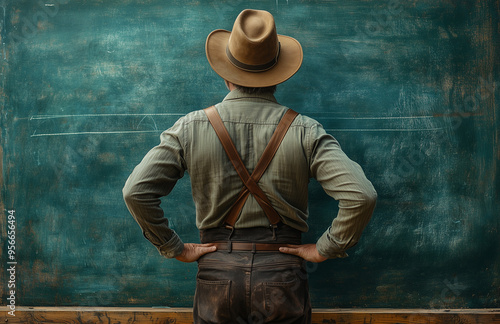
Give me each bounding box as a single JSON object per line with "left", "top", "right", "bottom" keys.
{"left": 279, "top": 246, "right": 299, "bottom": 256}
{"left": 198, "top": 245, "right": 217, "bottom": 255}
{"left": 199, "top": 243, "right": 216, "bottom": 247}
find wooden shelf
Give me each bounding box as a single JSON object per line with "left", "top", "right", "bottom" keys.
{"left": 2, "top": 307, "right": 499, "bottom": 323}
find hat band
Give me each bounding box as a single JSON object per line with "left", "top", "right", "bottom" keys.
{"left": 226, "top": 43, "right": 281, "bottom": 72}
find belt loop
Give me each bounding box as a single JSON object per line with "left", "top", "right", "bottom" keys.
{"left": 251, "top": 243, "right": 256, "bottom": 254}
{"left": 225, "top": 225, "right": 235, "bottom": 241}
{"left": 270, "top": 224, "right": 278, "bottom": 241}
{"left": 224, "top": 225, "right": 234, "bottom": 253}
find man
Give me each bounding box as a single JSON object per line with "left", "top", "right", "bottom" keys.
{"left": 123, "top": 9, "right": 377, "bottom": 323}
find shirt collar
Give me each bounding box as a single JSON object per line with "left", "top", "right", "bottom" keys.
{"left": 222, "top": 88, "right": 278, "bottom": 104}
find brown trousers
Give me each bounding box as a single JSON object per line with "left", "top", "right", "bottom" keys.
{"left": 194, "top": 225, "right": 312, "bottom": 324}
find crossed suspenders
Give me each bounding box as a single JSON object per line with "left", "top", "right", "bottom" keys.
{"left": 203, "top": 106, "right": 298, "bottom": 232}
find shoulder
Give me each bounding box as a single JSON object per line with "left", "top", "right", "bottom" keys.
{"left": 183, "top": 108, "right": 211, "bottom": 121}
{"left": 290, "top": 111, "right": 323, "bottom": 129}
{"left": 169, "top": 108, "right": 212, "bottom": 128}
{"left": 160, "top": 108, "right": 212, "bottom": 139}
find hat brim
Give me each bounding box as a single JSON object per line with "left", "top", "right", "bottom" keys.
{"left": 206, "top": 29, "right": 303, "bottom": 88}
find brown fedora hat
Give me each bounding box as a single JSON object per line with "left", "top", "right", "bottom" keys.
{"left": 206, "top": 9, "right": 303, "bottom": 88}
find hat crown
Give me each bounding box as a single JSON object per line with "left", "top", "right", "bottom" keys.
{"left": 205, "top": 9, "right": 303, "bottom": 87}
{"left": 227, "top": 10, "right": 279, "bottom": 69}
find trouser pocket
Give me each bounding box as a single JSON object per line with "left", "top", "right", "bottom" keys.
{"left": 193, "top": 278, "right": 231, "bottom": 324}
{"left": 252, "top": 275, "right": 311, "bottom": 323}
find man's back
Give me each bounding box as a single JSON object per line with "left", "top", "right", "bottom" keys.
{"left": 181, "top": 89, "right": 311, "bottom": 230}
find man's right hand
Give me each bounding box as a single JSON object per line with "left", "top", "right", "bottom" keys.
{"left": 175, "top": 243, "right": 217, "bottom": 263}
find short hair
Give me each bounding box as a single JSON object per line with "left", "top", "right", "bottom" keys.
{"left": 234, "top": 84, "right": 277, "bottom": 95}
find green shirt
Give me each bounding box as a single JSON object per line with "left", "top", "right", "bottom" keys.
{"left": 123, "top": 89, "right": 377, "bottom": 259}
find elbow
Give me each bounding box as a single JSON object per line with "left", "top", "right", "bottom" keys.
{"left": 365, "top": 187, "right": 377, "bottom": 208}
{"left": 122, "top": 188, "right": 133, "bottom": 206}
{"left": 122, "top": 181, "right": 138, "bottom": 206}
{"left": 122, "top": 182, "right": 160, "bottom": 207}
{"left": 122, "top": 187, "right": 131, "bottom": 203}
{"left": 362, "top": 185, "right": 377, "bottom": 212}
{"left": 352, "top": 183, "right": 377, "bottom": 211}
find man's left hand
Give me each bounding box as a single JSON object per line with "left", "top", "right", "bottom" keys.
{"left": 279, "top": 243, "right": 327, "bottom": 263}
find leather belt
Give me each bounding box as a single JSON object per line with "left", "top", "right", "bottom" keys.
{"left": 213, "top": 242, "right": 290, "bottom": 253}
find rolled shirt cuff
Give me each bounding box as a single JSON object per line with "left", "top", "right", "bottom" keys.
{"left": 316, "top": 229, "right": 349, "bottom": 259}
{"left": 156, "top": 231, "right": 185, "bottom": 259}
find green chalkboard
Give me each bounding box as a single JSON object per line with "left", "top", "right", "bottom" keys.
{"left": 1, "top": 0, "right": 499, "bottom": 309}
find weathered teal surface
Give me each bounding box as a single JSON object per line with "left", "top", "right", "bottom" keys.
{"left": 1, "top": 0, "right": 499, "bottom": 308}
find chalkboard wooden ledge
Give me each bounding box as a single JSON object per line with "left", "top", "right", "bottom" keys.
{"left": 2, "top": 307, "right": 500, "bottom": 323}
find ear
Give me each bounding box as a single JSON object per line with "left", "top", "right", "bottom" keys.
{"left": 224, "top": 80, "right": 236, "bottom": 91}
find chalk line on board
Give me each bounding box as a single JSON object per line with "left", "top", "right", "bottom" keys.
{"left": 29, "top": 113, "right": 184, "bottom": 120}
{"left": 325, "top": 127, "right": 445, "bottom": 132}
{"left": 30, "top": 130, "right": 161, "bottom": 137}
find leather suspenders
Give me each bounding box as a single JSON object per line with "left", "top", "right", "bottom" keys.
{"left": 203, "top": 106, "right": 298, "bottom": 231}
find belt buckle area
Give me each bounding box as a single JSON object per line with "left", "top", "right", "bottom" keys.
{"left": 227, "top": 241, "right": 255, "bottom": 253}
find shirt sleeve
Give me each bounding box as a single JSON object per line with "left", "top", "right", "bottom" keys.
{"left": 309, "top": 124, "right": 377, "bottom": 259}
{"left": 122, "top": 120, "right": 186, "bottom": 259}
